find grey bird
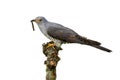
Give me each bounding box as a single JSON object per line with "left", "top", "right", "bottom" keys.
{"left": 31, "top": 16, "right": 112, "bottom": 52}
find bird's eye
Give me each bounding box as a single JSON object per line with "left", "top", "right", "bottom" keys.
{"left": 39, "top": 19, "right": 42, "bottom": 21}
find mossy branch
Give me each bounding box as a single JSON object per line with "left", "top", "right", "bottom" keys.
{"left": 42, "top": 41, "right": 61, "bottom": 80}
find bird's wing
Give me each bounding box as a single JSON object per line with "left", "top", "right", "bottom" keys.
{"left": 47, "top": 26, "right": 82, "bottom": 43}
{"left": 47, "top": 26, "right": 101, "bottom": 46}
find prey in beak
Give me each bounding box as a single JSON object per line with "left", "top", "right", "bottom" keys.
{"left": 31, "top": 20, "right": 35, "bottom": 31}
{"left": 31, "top": 17, "right": 42, "bottom": 31}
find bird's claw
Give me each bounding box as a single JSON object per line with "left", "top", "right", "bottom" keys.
{"left": 46, "top": 42, "right": 56, "bottom": 49}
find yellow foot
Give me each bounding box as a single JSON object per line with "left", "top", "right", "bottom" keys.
{"left": 46, "top": 43, "right": 56, "bottom": 49}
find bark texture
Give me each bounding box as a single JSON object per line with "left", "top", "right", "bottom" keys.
{"left": 42, "top": 41, "right": 61, "bottom": 80}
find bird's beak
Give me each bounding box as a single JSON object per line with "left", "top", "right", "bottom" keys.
{"left": 31, "top": 20, "right": 35, "bottom": 31}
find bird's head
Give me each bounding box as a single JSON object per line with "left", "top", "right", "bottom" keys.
{"left": 31, "top": 16, "right": 47, "bottom": 31}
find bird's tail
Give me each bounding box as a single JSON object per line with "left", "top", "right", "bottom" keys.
{"left": 80, "top": 37, "right": 101, "bottom": 46}
{"left": 79, "top": 37, "right": 112, "bottom": 52}
{"left": 89, "top": 45, "right": 112, "bottom": 52}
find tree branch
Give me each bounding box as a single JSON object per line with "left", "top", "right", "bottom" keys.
{"left": 42, "top": 41, "right": 61, "bottom": 80}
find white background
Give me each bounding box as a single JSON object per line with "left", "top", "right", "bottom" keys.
{"left": 0, "top": 0, "right": 120, "bottom": 80}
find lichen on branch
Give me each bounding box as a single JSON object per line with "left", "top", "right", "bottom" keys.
{"left": 42, "top": 41, "right": 61, "bottom": 80}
